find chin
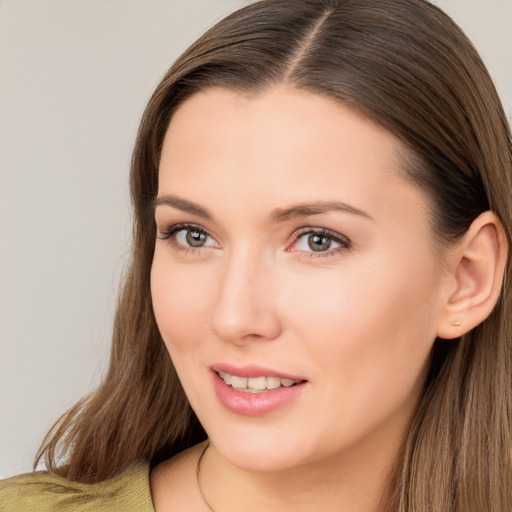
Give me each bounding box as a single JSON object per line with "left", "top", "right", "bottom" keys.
{"left": 205, "top": 421, "right": 314, "bottom": 473}
{"left": 222, "top": 445, "right": 301, "bottom": 473}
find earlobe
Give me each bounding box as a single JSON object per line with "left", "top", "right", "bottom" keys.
{"left": 437, "top": 211, "right": 508, "bottom": 340}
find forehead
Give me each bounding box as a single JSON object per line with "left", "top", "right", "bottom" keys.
{"left": 162, "top": 87, "right": 404, "bottom": 180}
{"left": 165, "top": 86, "right": 400, "bottom": 154}
{"left": 158, "top": 86, "right": 429, "bottom": 229}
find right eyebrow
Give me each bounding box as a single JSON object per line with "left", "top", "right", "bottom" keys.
{"left": 152, "top": 194, "right": 213, "bottom": 220}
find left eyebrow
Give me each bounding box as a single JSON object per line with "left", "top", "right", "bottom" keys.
{"left": 270, "top": 201, "right": 374, "bottom": 223}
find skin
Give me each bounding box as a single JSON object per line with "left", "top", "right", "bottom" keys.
{"left": 150, "top": 86, "right": 457, "bottom": 512}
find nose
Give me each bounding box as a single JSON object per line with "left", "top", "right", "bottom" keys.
{"left": 210, "top": 248, "right": 282, "bottom": 345}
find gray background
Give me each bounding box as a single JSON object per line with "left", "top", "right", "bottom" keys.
{"left": 1, "top": 0, "right": 511, "bottom": 478}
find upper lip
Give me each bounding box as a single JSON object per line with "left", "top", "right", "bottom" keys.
{"left": 211, "top": 363, "right": 307, "bottom": 382}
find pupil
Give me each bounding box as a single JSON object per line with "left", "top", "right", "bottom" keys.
{"left": 186, "top": 230, "right": 206, "bottom": 247}
{"left": 308, "top": 234, "right": 331, "bottom": 251}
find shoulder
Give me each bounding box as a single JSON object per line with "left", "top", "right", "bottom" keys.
{"left": 0, "top": 464, "right": 154, "bottom": 512}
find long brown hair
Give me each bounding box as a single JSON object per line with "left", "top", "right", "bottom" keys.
{"left": 36, "top": 0, "right": 512, "bottom": 509}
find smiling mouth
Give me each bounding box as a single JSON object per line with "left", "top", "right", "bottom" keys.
{"left": 217, "top": 371, "right": 304, "bottom": 393}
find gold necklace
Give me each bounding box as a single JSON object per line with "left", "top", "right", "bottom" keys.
{"left": 196, "top": 442, "right": 216, "bottom": 511}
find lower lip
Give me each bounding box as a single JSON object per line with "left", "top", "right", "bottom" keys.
{"left": 212, "top": 372, "right": 308, "bottom": 416}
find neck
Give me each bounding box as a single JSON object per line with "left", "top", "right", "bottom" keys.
{"left": 198, "top": 440, "right": 397, "bottom": 512}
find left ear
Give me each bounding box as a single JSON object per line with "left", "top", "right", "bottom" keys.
{"left": 437, "top": 211, "right": 508, "bottom": 340}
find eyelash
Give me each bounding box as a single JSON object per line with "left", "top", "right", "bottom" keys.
{"left": 158, "top": 223, "right": 214, "bottom": 255}
{"left": 289, "top": 227, "right": 352, "bottom": 257}
{"left": 157, "top": 223, "right": 352, "bottom": 257}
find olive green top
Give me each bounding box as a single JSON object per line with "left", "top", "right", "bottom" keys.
{"left": 0, "top": 465, "right": 155, "bottom": 511}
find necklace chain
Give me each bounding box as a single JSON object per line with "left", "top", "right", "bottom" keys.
{"left": 196, "top": 441, "right": 216, "bottom": 512}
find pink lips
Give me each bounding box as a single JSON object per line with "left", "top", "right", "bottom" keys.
{"left": 211, "top": 364, "right": 308, "bottom": 417}
{"left": 212, "top": 363, "right": 306, "bottom": 381}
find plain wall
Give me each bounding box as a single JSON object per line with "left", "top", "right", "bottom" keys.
{"left": 1, "top": 0, "right": 510, "bottom": 478}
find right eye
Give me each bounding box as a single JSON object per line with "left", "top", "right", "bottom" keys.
{"left": 158, "top": 224, "right": 219, "bottom": 250}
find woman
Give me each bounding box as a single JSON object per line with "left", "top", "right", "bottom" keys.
{"left": 2, "top": 0, "right": 511, "bottom": 510}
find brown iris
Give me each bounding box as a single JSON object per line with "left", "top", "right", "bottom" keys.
{"left": 307, "top": 234, "right": 332, "bottom": 251}
{"left": 186, "top": 229, "right": 207, "bottom": 247}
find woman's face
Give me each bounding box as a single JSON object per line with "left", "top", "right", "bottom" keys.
{"left": 151, "top": 86, "right": 451, "bottom": 473}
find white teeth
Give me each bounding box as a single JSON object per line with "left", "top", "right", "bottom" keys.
{"left": 266, "top": 376, "right": 281, "bottom": 390}
{"left": 230, "top": 375, "right": 248, "bottom": 388}
{"left": 248, "top": 376, "right": 267, "bottom": 390}
{"left": 218, "top": 371, "right": 232, "bottom": 385}
{"left": 218, "top": 372, "right": 301, "bottom": 392}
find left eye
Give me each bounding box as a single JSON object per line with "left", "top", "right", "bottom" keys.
{"left": 292, "top": 230, "right": 350, "bottom": 253}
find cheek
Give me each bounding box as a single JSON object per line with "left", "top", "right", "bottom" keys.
{"left": 282, "top": 253, "right": 440, "bottom": 390}
{"left": 151, "top": 254, "right": 213, "bottom": 354}
{"left": 274, "top": 257, "right": 439, "bottom": 451}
